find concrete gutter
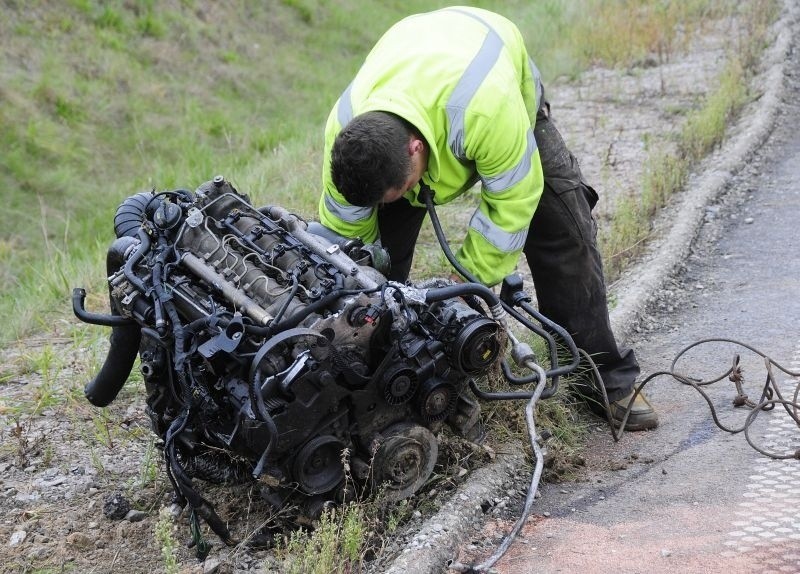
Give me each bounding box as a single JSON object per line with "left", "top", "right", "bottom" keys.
{"left": 384, "top": 2, "right": 799, "bottom": 573}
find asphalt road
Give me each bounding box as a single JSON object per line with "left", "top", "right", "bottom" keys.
{"left": 471, "top": 44, "right": 800, "bottom": 574}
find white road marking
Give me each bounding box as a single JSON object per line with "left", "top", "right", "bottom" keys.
{"left": 722, "top": 342, "right": 800, "bottom": 572}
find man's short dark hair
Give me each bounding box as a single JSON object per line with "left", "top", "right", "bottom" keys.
{"left": 331, "top": 111, "right": 412, "bottom": 207}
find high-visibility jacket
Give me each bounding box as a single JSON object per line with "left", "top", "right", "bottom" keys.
{"left": 319, "top": 6, "right": 544, "bottom": 286}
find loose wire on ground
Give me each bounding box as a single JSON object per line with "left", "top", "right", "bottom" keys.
{"left": 451, "top": 338, "right": 800, "bottom": 572}
{"left": 449, "top": 362, "right": 547, "bottom": 573}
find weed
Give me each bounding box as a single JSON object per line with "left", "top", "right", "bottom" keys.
{"left": 276, "top": 504, "right": 368, "bottom": 574}
{"left": 88, "top": 445, "right": 105, "bottom": 476}
{"left": 136, "top": 13, "right": 166, "bottom": 39}
{"left": 42, "top": 440, "right": 55, "bottom": 467}
{"left": 155, "top": 507, "right": 180, "bottom": 574}
{"left": 94, "top": 6, "right": 125, "bottom": 32}
{"left": 137, "top": 437, "right": 160, "bottom": 489}
{"left": 599, "top": 0, "right": 777, "bottom": 280}
{"left": 91, "top": 408, "right": 116, "bottom": 449}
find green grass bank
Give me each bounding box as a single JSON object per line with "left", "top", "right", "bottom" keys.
{"left": 0, "top": 0, "right": 762, "bottom": 345}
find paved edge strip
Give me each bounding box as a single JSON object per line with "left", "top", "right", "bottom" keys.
{"left": 384, "top": 3, "right": 800, "bottom": 574}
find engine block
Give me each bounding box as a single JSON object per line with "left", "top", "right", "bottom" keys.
{"left": 74, "top": 176, "right": 508, "bottom": 542}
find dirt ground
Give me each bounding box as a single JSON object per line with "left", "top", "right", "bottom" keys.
{"left": 0, "top": 12, "right": 756, "bottom": 574}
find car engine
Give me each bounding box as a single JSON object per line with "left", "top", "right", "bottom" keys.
{"left": 72, "top": 176, "right": 554, "bottom": 545}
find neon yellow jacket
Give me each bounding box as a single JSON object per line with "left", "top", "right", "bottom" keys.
{"left": 319, "top": 6, "right": 544, "bottom": 286}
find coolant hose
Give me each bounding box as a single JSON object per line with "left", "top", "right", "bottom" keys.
{"left": 424, "top": 283, "right": 501, "bottom": 308}
{"left": 84, "top": 321, "right": 141, "bottom": 407}
{"left": 84, "top": 235, "right": 143, "bottom": 407}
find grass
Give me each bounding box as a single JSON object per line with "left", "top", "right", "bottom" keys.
{"left": 0, "top": 0, "right": 758, "bottom": 346}
{"left": 600, "top": 0, "right": 778, "bottom": 278}
{"left": 155, "top": 507, "right": 181, "bottom": 574}
{"left": 276, "top": 505, "right": 368, "bottom": 574}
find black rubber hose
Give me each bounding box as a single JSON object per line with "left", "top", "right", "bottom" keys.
{"left": 114, "top": 191, "right": 153, "bottom": 238}
{"left": 423, "top": 283, "right": 501, "bottom": 308}
{"left": 83, "top": 236, "right": 144, "bottom": 407}
{"left": 420, "top": 184, "right": 581, "bottom": 395}
{"left": 72, "top": 288, "right": 133, "bottom": 327}
{"left": 122, "top": 228, "right": 151, "bottom": 294}
{"left": 84, "top": 320, "right": 141, "bottom": 407}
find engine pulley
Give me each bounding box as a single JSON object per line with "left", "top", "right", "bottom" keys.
{"left": 381, "top": 365, "right": 419, "bottom": 405}
{"left": 417, "top": 377, "right": 458, "bottom": 422}
{"left": 292, "top": 435, "right": 346, "bottom": 495}
{"left": 451, "top": 317, "right": 500, "bottom": 374}
{"left": 372, "top": 422, "right": 438, "bottom": 501}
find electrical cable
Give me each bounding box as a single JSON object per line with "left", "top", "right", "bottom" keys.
{"left": 450, "top": 362, "right": 547, "bottom": 573}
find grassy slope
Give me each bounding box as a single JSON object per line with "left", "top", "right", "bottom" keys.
{"left": 0, "top": 0, "right": 744, "bottom": 344}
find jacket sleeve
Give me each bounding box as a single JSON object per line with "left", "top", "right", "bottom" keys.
{"left": 318, "top": 105, "right": 380, "bottom": 243}
{"left": 455, "top": 93, "right": 544, "bottom": 286}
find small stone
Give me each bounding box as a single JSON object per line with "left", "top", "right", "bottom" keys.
{"left": 125, "top": 509, "right": 147, "bottom": 523}
{"left": 744, "top": 217, "right": 754, "bottom": 224}
{"left": 28, "top": 546, "right": 51, "bottom": 560}
{"left": 203, "top": 558, "right": 222, "bottom": 574}
{"left": 661, "top": 549, "right": 672, "bottom": 557}
{"left": 543, "top": 512, "right": 551, "bottom": 518}
{"left": 9, "top": 530, "right": 27, "bottom": 547}
{"left": 66, "top": 531, "right": 92, "bottom": 549}
{"left": 412, "top": 511, "right": 422, "bottom": 520}
{"left": 432, "top": 524, "right": 443, "bottom": 533}
{"left": 103, "top": 492, "right": 131, "bottom": 520}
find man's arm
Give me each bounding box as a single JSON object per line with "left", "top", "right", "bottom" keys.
{"left": 455, "top": 94, "right": 544, "bottom": 286}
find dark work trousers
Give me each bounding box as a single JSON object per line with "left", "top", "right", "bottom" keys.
{"left": 376, "top": 104, "right": 639, "bottom": 402}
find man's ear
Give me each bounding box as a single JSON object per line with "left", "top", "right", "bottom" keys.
{"left": 408, "top": 137, "right": 424, "bottom": 156}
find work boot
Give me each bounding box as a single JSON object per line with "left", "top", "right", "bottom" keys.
{"left": 605, "top": 387, "right": 658, "bottom": 431}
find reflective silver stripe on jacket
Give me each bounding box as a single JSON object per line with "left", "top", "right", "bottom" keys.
{"left": 445, "top": 11, "right": 503, "bottom": 160}
{"left": 324, "top": 194, "right": 373, "bottom": 223}
{"left": 444, "top": 8, "right": 543, "bottom": 162}
{"left": 469, "top": 209, "right": 528, "bottom": 253}
{"left": 481, "top": 128, "right": 536, "bottom": 193}
{"left": 337, "top": 81, "right": 354, "bottom": 127}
